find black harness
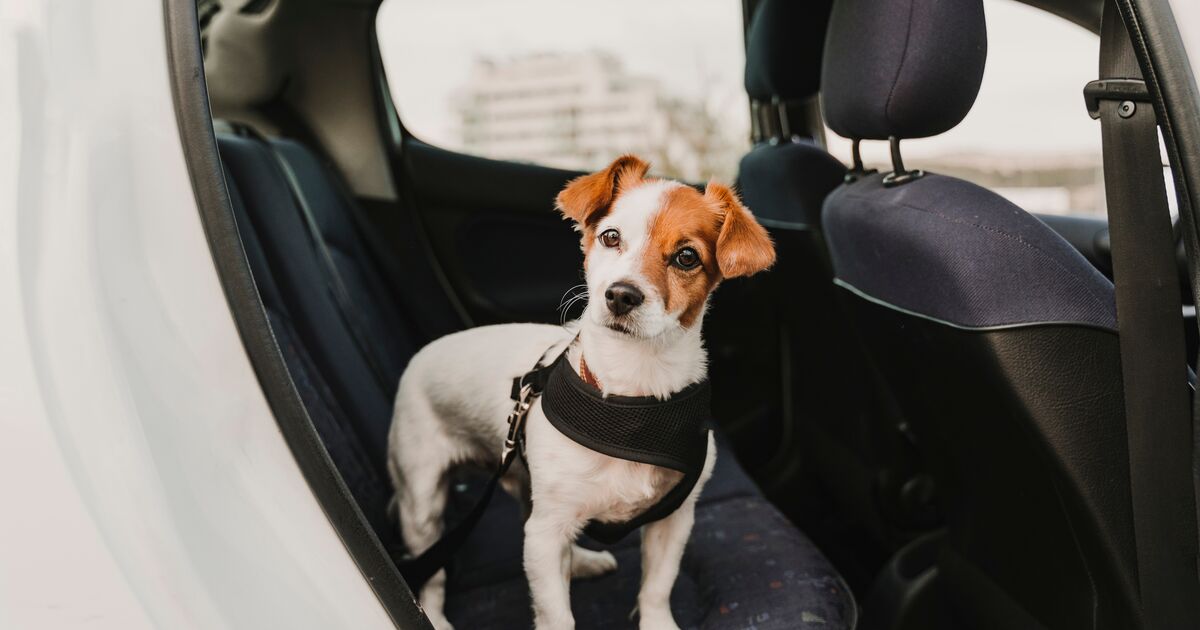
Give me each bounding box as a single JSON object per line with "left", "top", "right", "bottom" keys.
{"left": 395, "top": 346, "right": 712, "bottom": 588}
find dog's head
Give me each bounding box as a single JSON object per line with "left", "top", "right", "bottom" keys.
{"left": 556, "top": 155, "right": 775, "bottom": 339}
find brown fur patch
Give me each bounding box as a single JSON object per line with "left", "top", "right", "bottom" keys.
{"left": 556, "top": 155, "right": 650, "bottom": 243}
{"left": 642, "top": 186, "right": 725, "bottom": 328}
{"left": 706, "top": 181, "right": 776, "bottom": 278}
{"left": 556, "top": 155, "right": 652, "bottom": 265}
{"left": 641, "top": 183, "right": 776, "bottom": 327}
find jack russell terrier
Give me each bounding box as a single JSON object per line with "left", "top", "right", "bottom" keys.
{"left": 387, "top": 155, "right": 776, "bottom": 630}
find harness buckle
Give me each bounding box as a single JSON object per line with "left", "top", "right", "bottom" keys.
{"left": 501, "top": 382, "right": 536, "bottom": 464}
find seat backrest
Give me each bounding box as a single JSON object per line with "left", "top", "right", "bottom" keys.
{"left": 820, "top": 1, "right": 1139, "bottom": 627}
{"left": 738, "top": 0, "right": 844, "bottom": 229}
{"left": 218, "top": 133, "right": 430, "bottom": 542}
{"left": 220, "top": 153, "right": 395, "bottom": 538}
{"left": 725, "top": 0, "right": 932, "bottom": 548}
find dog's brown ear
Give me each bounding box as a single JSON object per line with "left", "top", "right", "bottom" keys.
{"left": 707, "top": 181, "right": 776, "bottom": 278}
{"left": 556, "top": 155, "right": 650, "bottom": 228}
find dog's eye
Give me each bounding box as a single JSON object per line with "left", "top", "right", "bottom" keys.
{"left": 673, "top": 247, "right": 700, "bottom": 270}
{"left": 599, "top": 229, "right": 621, "bottom": 249}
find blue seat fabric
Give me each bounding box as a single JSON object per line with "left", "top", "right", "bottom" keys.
{"left": 737, "top": 140, "right": 847, "bottom": 229}
{"left": 823, "top": 173, "right": 1117, "bottom": 331}
{"left": 215, "top": 132, "right": 857, "bottom": 628}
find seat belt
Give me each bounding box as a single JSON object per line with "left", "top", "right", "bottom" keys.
{"left": 1089, "top": 1, "right": 1200, "bottom": 625}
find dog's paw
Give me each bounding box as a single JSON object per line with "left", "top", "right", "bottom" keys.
{"left": 570, "top": 546, "right": 618, "bottom": 579}
{"left": 637, "top": 608, "right": 680, "bottom": 630}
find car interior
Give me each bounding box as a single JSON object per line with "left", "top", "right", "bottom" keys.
{"left": 171, "top": 0, "right": 1200, "bottom": 627}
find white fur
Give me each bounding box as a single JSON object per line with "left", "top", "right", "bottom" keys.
{"left": 388, "top": 181, "right": 716, "bottom": 630}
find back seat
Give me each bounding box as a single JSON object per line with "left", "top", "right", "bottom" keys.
{"left": 216, "top": 131, "right": 857, "bottom": 628}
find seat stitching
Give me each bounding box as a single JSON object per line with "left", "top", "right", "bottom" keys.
{"left": 883, "top": 0, "right": 917, "bottom": 131}
{"left": 836, "top": 190, "right": 1115, "bottom": 312}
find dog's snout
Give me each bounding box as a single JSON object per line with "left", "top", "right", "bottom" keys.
{"left": 604, "top": 282, "right": 644, "bottom": 316}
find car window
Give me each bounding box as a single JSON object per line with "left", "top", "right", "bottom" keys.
{"left": 826, "top": 0, "right": 1106, "bottom": 217}
{"left": 375, "top": 0, "right": 749, "bottom": 183}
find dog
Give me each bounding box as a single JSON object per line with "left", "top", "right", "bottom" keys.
{"left": 387, "top": 154, "right": 776, "bottom": 630}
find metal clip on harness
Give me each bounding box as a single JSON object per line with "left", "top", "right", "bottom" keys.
{"left": 502, "top": 382, "right": 536, "bottom": 465}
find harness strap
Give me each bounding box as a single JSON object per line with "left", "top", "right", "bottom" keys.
{"left": 584, "top": 466, "right": 702, "bottom": 544}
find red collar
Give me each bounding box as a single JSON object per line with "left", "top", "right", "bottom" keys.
{"left": 578, "top": 354, "right": 602, "bottom": 389}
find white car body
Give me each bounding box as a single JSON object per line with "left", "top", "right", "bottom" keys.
{"left": 0, "top": 1, "right": 391, "bottom": 627}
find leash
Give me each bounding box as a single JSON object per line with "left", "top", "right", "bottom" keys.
{"left": 392, "top": 347, "right": 559, "bottom": 589}
{"left": 393, "top": 342, "right": 712, "bottom": 589}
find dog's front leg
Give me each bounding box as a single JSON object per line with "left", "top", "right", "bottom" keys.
{"left": 636, "top": 497, "right": 696, "bottom": 630}
{"left": 524, "top": 511, "right": 580, "bottom": 629}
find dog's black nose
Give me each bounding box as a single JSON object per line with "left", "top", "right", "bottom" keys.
{"left": 605, "top": 282, "right": 644, "bottom": 316}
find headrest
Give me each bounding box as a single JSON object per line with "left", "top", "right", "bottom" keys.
{"left": 744, "top": 0, "right": 832, "bottom": 102}
{"left": 821, "top": 0, "right": 987, "bottom": 140}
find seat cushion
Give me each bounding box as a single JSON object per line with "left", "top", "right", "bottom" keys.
{"left": 444, "top": 440, "right": 857, "bottom": 629}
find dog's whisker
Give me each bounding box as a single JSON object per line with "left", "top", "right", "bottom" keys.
{"left": 558, "top": 289, "right": 589, "bottom": 312}
{"left": 557, "top": 284, "right": 588, "bottom": 308}
{"left": 559, "top": 293, "right": 589, "bottom": 324}
{"left": 560, "top": 292, "right": 588, "bottom": 310}
{"left": 558, "top": 295, "right": 587, "bottom": 312}
{"left": 562, "top": 296, "right": 588, "bottom": 318}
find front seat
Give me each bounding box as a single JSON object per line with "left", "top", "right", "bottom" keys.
{"left": 730, "top": 0, "right": 933, "bottom": 550}
{"left": 820, "top": 0, "right": 1139, "bottom": 628}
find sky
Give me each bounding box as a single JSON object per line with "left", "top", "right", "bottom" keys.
{"left": 376, "top": 0, "right": 1200, "bottom": 167}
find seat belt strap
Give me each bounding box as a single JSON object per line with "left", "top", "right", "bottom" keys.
{"left": 1092, "top": 1, "right": 1200, "bottom": 625}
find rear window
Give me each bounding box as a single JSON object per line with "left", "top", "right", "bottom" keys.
{"left": 375, "top": 0, "right": 749, "bottom": 182}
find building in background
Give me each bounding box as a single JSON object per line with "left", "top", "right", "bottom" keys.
{"left": 452, "top": 51, "right": 743, "bottom": 182}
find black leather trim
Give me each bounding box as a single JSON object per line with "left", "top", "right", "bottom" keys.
{"left": 1124, "top": 0, "right": 1200, "bottom": 349}
{"left": 842, "top": 289, "right": 1140, "bottom": 629}
{"left": 162, "top": 1, "right": 429, "bottom": 627}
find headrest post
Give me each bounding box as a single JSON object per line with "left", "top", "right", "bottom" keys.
{"left": 889, "top": 136, "right": 906, "bottom": 173}
{"left": 775, "top": 99, "right": 792, "bottom": 141}
{"left": 882, "top": 136, "right": 925, "bottom": 187}
{"left": 750, "top": 102, "right": 763, "bottom": 144}
{"left": 843, "top": 138, "right": 879, "bottom": 184}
